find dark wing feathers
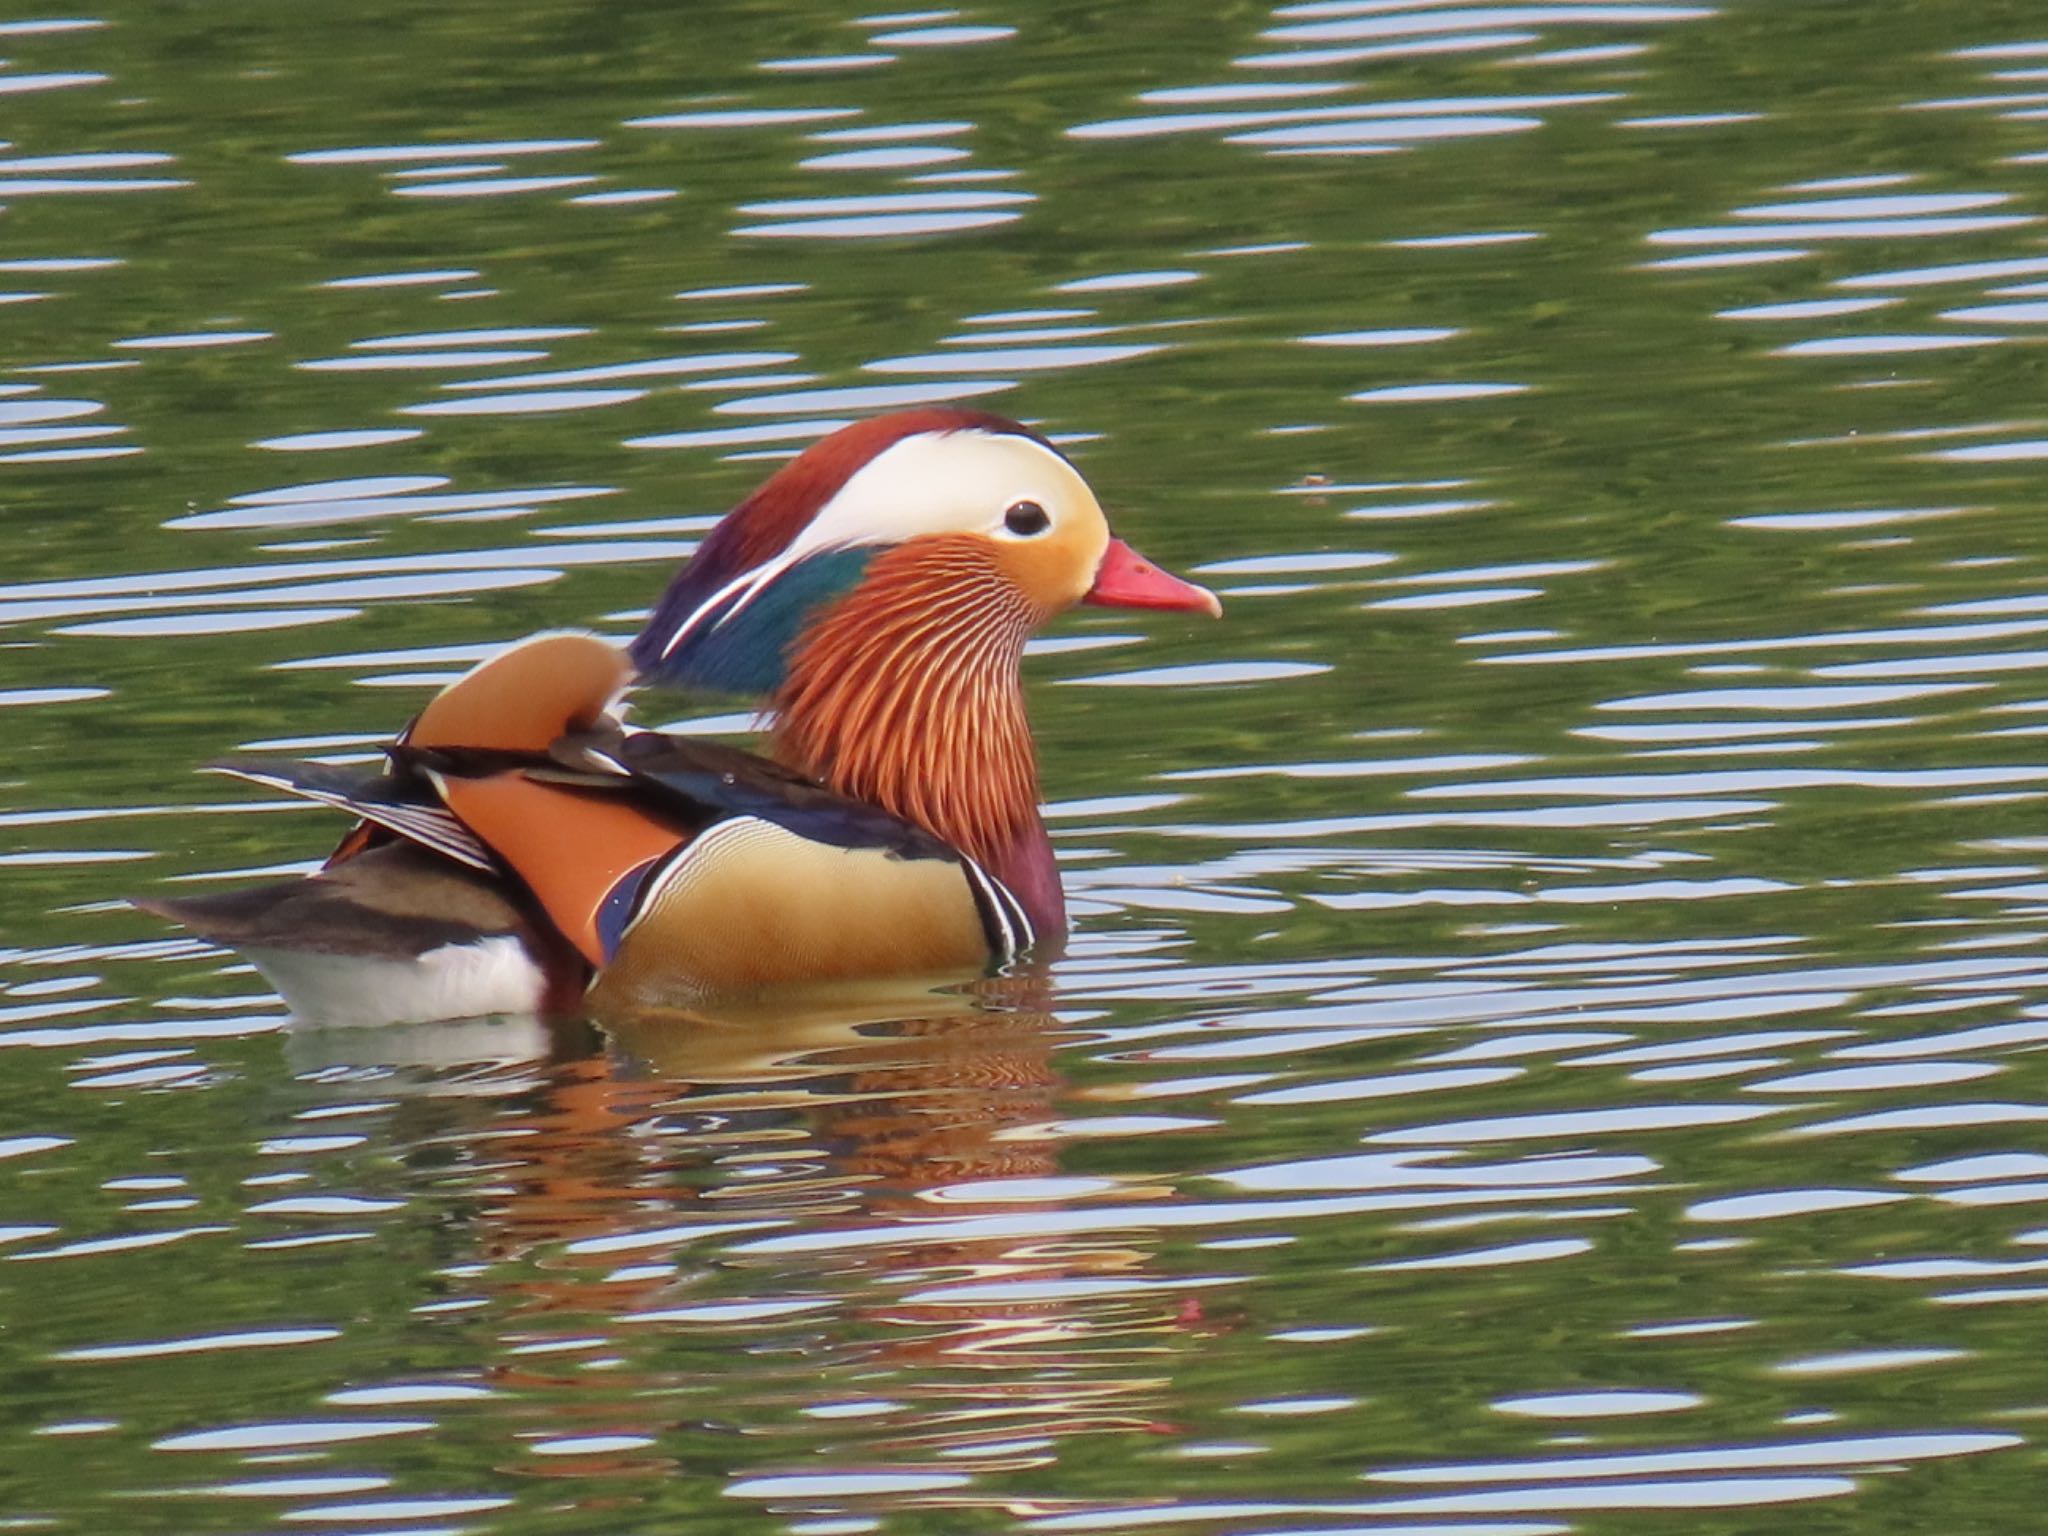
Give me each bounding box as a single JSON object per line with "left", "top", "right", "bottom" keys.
{"left": 605, "top": 731, "right": 958, "bottom": 861}
{"left": 206, "top": 731, "right": 998, "bottom": 938}
{"left": 397, "top": 732, "right": 956, "bottom": 862}
{"left": 208, "top": 755, "right": 494, "bottom": 871}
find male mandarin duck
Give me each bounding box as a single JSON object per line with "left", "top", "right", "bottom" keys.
{"left": 140, "top": 409, "right": 1219, "bottom": 1025}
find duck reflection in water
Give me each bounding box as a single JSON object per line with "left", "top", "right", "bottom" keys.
{"left": 295, "top": 981, "right": 1208, "bottom": 1506}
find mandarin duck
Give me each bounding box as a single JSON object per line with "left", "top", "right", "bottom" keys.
{"left": 138, "top": 409, "right": 1219, "bottom": 1025}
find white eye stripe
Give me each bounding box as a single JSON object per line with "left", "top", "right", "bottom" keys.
{"left": 654, "top": 429, "right": 1091, "bottom": 657}
{"left": 788, "top": 429, "right": 1084, "bottom": 551}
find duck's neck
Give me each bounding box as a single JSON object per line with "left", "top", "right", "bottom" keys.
{"left": 770, "top": 537, "right": 1064, "bottom": 940}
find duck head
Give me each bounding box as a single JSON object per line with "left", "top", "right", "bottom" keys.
{"left": 628, "top": 408, "right": 1219, "bottom": 941}
{"left": 630, "top": 409, "right": 1217, "bottom": 692}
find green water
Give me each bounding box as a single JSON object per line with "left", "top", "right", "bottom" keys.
{"left": 9, "top": 1, "right": 2048, "bottom": 1531}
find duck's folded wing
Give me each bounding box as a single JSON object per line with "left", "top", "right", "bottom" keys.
{"left": 208, "top": 756, "right": 493, "bottom": 871}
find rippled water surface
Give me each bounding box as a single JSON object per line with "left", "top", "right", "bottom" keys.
{"left": 12, "top": 2, "right": 2048, "bottom": 1531}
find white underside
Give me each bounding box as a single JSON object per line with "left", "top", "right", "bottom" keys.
{"left": 244, "top": 936, "right": 550, "bottom": 1029}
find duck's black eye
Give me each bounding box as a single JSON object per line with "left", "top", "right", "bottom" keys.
{"left": 1004, "top": 499, "right": 1051, "bottom": 537}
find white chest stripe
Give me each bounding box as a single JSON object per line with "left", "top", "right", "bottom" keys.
{"left": 959, "top": 854, "right": 1032, "bottom": 963}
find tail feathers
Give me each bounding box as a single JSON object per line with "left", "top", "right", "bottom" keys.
{"left": 135, "top": 845, "right": 578, "bottom": 1025}
{"left": 209, "top": 757, "right": 493, "bottom": 871}
{"left": 405, "top": 630, "right": 630, "bottom": 754}
{"left": 135, "top": 844, "right": 537, "bottom": 959}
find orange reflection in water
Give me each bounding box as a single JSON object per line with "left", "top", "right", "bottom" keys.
{"left": 423, "top": 980, "right": 1205, "bottom": 1515}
